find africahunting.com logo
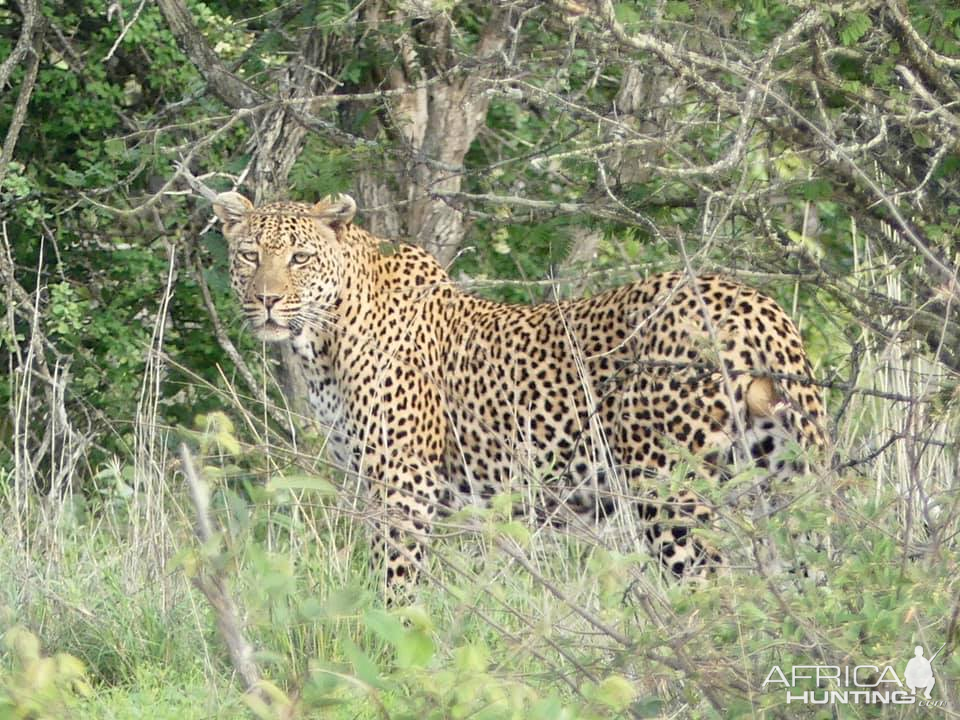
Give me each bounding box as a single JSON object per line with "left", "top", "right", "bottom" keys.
{"left": 762, "top": 642, "right": 947, "bottom": 707}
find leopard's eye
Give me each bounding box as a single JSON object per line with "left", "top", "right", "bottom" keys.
{"left": 239, "top": 251, "right": 259, "bottom": 264}
{"left": 291, "top": 252, "right": 313, "bottom": 265}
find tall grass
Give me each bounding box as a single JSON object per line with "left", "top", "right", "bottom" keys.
{"left": 2, "top": 227, "right": 958, "bottom": 718}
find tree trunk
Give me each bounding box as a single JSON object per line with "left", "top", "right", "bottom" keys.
{"left": 351, "top": 6, "right": 509, "bottom": 263}
{"left": 160, "top": 2, "right": 511, "bottom": 410}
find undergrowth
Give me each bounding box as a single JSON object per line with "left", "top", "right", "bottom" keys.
{"left": 1, "top": 242, "right": 958, "bottom": 720}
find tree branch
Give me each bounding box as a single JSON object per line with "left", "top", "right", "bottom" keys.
{"left": 156, "top": 0, "right": 256, "bottom": 108}
{"left": 0, "top": 0, "right": 43, "bottom": 190}
{"left": 179, "top": 444, "right": 275, "bottom": 708}
{"left": 0, "top": 0, "right": 42, "bottom": 91}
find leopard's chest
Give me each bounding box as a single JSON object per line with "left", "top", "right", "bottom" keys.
{"left": 291, "top": 331, "right": 356, "bottom": 469}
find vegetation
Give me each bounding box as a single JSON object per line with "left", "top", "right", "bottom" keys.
{"left": 1, "top": 0, "right": 958, "bottom": 717}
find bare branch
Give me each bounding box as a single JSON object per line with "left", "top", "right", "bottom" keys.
{"left": 885, "top": 0, "right": 960, "bottom": 70}
{"left": 102, "top": 0, "right": 148, "bottom": 62}
{"left": 0, "top": 0, "right": 43, "bottom": 190}
{"left": 0, "top": 0, "right": 43, "bottom": 91}
{"left": 156, "top": 0, "right": 256, "bottom": 108}
{"left": 895, "top": 64, "right": 960, "bottom": 138}
{"left": 179, "top": 444, "right": 275, "bottom": 708}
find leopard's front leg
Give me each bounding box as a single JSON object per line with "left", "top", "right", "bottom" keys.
{"left": 366, "top": 450, "right": 443, "bottom": 602}
{"left": 353, "top": 365, "right": 447, "bottom": 604}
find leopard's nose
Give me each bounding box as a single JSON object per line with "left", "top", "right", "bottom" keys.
{"left": 256, "top": 292, "right": 283, "bottom": 310}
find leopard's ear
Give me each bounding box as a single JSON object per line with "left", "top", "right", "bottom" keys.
{"left": 313, "top": 194, "right": 356, "bottom": 227}
{"left": 213, "top": 192, "right": 254, "bottom": 225}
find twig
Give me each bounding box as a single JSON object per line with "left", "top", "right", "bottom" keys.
{"left": 885, "top": 0, "right": 960, "bottom": 70}
{"left": 496, "top": 537, "right": 728, "bottom": 712}
{"left": 178, "top": 444, "right": 273, "bottom": 707}
{"left": 103, "top": 0, "right": 148, "bottom": 61}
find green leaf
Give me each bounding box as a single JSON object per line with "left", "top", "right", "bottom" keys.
{"left": 266, "top": 474, "right": 336, "bottom": 495}
{"left": 103, "top": 138, "right": 126, "bottom": 159}
{"left": 395, "top": 605, "right": 433, "bottom": 632}
{"left": 298, "top": 596, "right": 324, "bottom": 620}
{"left": 840, "top": 12, "right": 871, "bottom": 46}
{"left": 455, "top": 642, "right": 489, "bottom": 673}
{"left": 343, "top": 637, "right": 386, "bottom": 689}
{"left": 739, "top": 601, "right": 768, "bottom": 625}
{"left": 614, "top": 2, "right": 642, "bottom": 28}
{"left": 495, "top": 521, "right": 531, "bottom": 546}
{"left": 363, "top": 608, "right": 406, "bottom": 648}
{"left": 633, "top": 695, "right": 665, "bottom": 718}
{"left": 60, "top": 167, "right": 86, "bottom": 187}
{"left": 396, "top": 629, "right": 435, "bottom": 669}
{"left": 324, "top": 585, "right": 366, "bottom": 617}
{"left": 4, "top": 626, "right": 40, "bottom": 662}
{"left": 489, "top": 492, "right": 519, "bottom": 518}
{"left": 665, "top": 1, "right": 693, "bottom": 21}
{"left": 531, "top": 695, "right": 568, "bottom": 720}
{"left": 912, "top": 130, "right": 933, "bottom": 149}
{"left": 800, "top": 179, "right": 831, "bottom": 201}
{"left": 595, "top": 675, "right": 637, "bottom": 710}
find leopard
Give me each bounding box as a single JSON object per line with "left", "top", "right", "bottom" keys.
{"left": 213, "top": 191, "right": 827, "bottom": 598}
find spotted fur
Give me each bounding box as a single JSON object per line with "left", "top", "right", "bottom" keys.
{"left": 213, "top": 192, "right": 826, "bottom": 597}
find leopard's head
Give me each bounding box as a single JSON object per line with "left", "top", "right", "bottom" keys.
{"left": 214, "top": 192, "right": 356, "bottom": 341}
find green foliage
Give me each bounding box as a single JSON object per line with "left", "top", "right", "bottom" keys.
{"left": 1, "top": 0, "right": 958, "bottom": 716}
{"left": 0, "top": 0, "right": 258, "bottom": 473}
{"left": 288, "top": 139, "right": 361, "bottom": 200}
{"left": 3, "top": 441, "right": 958, "bottom": 717}
{"left": 839, "top": 12, "right": 872, "bottom": 47}
{"left": 462, "top": 222, "right": 572, "bottom": 300}
{"left": 0, "top": 625, "right": 91, "bottom": 719}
